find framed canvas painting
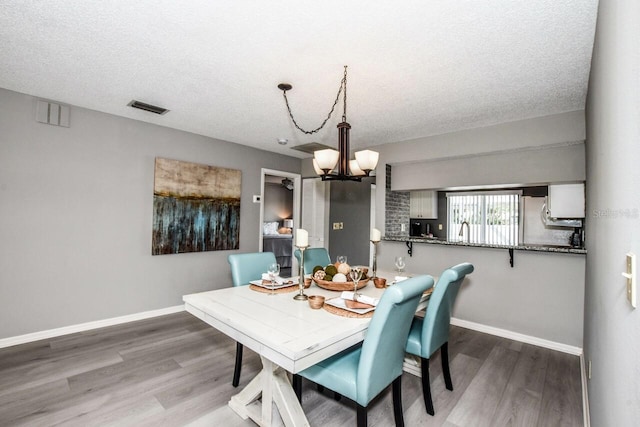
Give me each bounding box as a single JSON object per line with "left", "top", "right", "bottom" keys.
{"left": 152, "top": 157, "right": 241, "bottom": 254}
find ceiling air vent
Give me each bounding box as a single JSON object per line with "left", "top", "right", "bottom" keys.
{"left": 290, "top": 142, "right": 333, "bottom": 154}
{"left": 127, "top": 100, "right": 169, "bottom": 115}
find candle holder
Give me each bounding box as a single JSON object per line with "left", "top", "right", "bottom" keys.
{"left": 371, "top": 240, "right": 379, "bottom": 279}
{"left": 294, "top": 245, "right": 309, "bottom": 301}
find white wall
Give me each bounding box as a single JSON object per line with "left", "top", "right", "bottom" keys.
{"left": 0, "top": 88, "right": 301, "bottom": 339}
{"left": 584, "top": 0, "right": 640, "bottom": 425}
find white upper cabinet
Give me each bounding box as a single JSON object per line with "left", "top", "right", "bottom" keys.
{"left": 410, "top": 190, "right": 438, "bottom": 218}
{"left": 548, "top": 183, "right": 585, "bottom": 218}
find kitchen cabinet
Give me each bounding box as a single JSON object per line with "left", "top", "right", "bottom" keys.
{"left": 410, "top": 190, "right": 438, "bottom": 218}
{"left": 548, "top": 183, "right": 585, "bottom": 218}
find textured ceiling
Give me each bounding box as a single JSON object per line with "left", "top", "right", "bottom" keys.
{"left": 0, "top": 1, "right": 598, "bottom": 158}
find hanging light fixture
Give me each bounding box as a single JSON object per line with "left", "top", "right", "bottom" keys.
{"left": 277, "top": 66, "right": 379, "bottom": 181}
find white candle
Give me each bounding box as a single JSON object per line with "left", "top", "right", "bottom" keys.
{"left": 371, "top": 228, "right": 381, "bottom": 242}
{"left": 296, "top": 229, "right": 309, "bottom": 247}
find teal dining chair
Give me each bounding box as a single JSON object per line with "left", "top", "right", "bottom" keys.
{"left": 293, "top": 247, "right": 331, "bottom": 274}
{"left": 227, "top": 251, "right": 277, "bottom": 387}
{"left": 405, "top": 262, "right": 474, "bottom": 415}
{"left": 294, "top": 274, "right": 435, "bottom": 427}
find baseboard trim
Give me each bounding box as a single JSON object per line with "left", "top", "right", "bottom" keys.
{"left": 450, "top": 317, "right": 583, "bottom": 356}
{"left": 0, "top": 305, "right": 185, "bottom": 349}
{"left": 580, "top": 353, "right": 591, "bottom": 427}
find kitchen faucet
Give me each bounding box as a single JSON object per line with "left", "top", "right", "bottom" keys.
{"left": 458, "top": 221, "right": 470, "bottom": 243}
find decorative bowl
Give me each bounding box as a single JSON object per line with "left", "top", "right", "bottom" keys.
{"left": 308, "top": 295, "right": 325, "bottom": 309}
{"left": 304, "top": 277, "right": 313, "bottom": 288}
{"left": 312, "top": 275, "right": 370, "bottom": 291}
{"left": 373, "top": 277, "right": 387, "bottom": 288}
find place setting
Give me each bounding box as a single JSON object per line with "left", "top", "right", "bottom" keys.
{"left": 248, "top": 262, "right": 309, "bottom": 294}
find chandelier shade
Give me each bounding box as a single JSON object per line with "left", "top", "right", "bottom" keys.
{"left": 278, "top": 66, "right": 379, "bottom": 182}
{"left": 314, "top": 149, "right": 340, "bottom": 173}
{"left": 349, "top": 160, "right": 366, "bottom": 176}
{"left": 354, "top": 150, "right": 379, "bottom": 174}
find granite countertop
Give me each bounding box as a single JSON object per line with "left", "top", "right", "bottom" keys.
{"left": 383, "top": 235, "right": 587, "bottom": 254}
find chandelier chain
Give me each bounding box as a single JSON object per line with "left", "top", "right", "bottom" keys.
{"left": 281, "top": 66, "right": 348, "bottom": 135}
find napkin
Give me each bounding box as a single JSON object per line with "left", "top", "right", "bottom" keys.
{"left": 394, "top": 276, "right": 409, "bottom": 283}
{"left": 261, "top": 273, "right": 285, "bottom": 285}
{"left": 340, "top": 291, "right": 379, "bottom": 307}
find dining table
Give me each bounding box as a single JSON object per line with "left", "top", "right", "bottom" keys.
{"left": 182, "top": 269, "right": 429, "bottom": 427}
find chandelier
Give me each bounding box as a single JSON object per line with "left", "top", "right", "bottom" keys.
{"left": 277, "top": 66, "right": 379, "bottom": 181}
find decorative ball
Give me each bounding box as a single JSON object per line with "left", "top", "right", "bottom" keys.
{"left": 313, "top": 270, "right": 326, "bottom": 280}
{"left": 332, "top": 273, "right": 347, "bottom": 283}
{"left": 337, "top": 263, "right": 351, "bottom": 275}
{"left": 325, "top": 265, "right": 338, "bottom": 276}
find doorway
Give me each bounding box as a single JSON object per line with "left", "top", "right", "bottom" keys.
{"left": 259, "top": 169, "right": 301, "bottom": 277}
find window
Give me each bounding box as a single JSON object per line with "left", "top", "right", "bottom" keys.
{"left": 447, "top": 191, "right": 521, "bottom": 245}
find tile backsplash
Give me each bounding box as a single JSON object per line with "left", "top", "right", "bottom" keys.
{"left": 384, "top": 164, "right": 409, "bottom": 237}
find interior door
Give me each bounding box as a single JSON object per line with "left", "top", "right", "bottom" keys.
{"left": 259, "top": 169, "right": 301, "bottom": 275}
{"left": 302, "top": 178, "right": 329, "bottom": 249}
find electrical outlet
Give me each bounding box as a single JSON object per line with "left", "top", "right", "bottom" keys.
{"left": 339, "top": 222, "right": 344, "bottom": 229}
{"left": 400, "top": 223, "right": 406, "bottom": 232}
{"left": 333, "top": 222, "right": 340, "bottom": 230}
{"left": 438, "top": 223, "right": 443, "bottom": 230}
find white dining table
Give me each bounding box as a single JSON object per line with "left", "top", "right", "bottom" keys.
{"left": 182, "top": 271, "right": 428, "bottom": 427}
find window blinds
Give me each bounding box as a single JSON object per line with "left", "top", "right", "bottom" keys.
{"left": 447, "top": 191, "right": 520, "bottom": 245}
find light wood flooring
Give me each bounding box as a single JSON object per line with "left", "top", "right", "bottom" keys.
{"left": 0, "top": 312, "right": 583, "bottom": 426}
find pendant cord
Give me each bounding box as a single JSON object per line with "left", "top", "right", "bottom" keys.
{"left": 281, "top": 66, "right": 348, "bottom": 135}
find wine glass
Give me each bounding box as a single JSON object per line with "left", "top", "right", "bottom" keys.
{"left": 394, "top": 256, "right": 406, "bottom": 274}
{"left": 267, "top": 263, "right": 280, "bottom": 296}
{"left": 350, "top": 266, "right": 363, "bottom": 298}
{"left": 337, "top": 255, "right": 347, "bottom": 265}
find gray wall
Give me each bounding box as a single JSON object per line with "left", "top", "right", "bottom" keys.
{"left": 328, "top": 178, "right": 374, "bottom": 266}
{"left": 263, "top": 182, "right": 293, "bottom": 223}
{"left": 584, "top": 0, "right": 640, "bottom": 424}
{"left": 0, "top": 88, "right": 301, "bottom": 339}
{"left": 379, "top": 241, "right": 585, "bottom": 347}
{"left": 391, "top": 143, "right": 585, "bottom": 191}
{"left": 371, "top": 112, "right": 587, "bottom": 347}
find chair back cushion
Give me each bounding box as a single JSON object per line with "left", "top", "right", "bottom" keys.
{"left": 294, "top": 247, "right": 331, "bottom": 274}
{"left": 356, "top": 274, "right": 435, "bottom": 406}
{"left": 421, "top": 262, "right": 474, "bottom": 356}
{"left": 227, "top": 252, "right": 277, "bottom": 287}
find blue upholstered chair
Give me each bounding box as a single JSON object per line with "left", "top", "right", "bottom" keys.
{"left": 294, "top": 275, "right": 435, "bottom": 427}
{"left": 293, "top": 247, "right": 331, "bottom": 274}
{"left": 227, "top": 252, "right": 277, "bottom": 387}
{"left": 405, "top": 262, "right": 474, "bottom": 415}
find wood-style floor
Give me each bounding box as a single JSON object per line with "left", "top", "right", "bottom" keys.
{"left": 0, "top": 312, "right": 583, "bottom": 426}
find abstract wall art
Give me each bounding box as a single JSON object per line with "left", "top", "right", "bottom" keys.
{"left": 152, "top": 157, "right": 241, "bottom": 255}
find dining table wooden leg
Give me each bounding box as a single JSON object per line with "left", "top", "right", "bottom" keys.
{"left": 272, "top": 367, "right": 310, "bottom": 427}
{"left": 228, "top": 355, "right": 310, "bottom": 427}
{"left": 261, "top": 357, "right": 274, "bottom": 425}
{"left": 228, "top": 370, "right": 263, "bottom": 421}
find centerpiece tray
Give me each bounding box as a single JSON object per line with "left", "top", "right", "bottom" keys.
{"left": 312, "top": 276, "right": 370, "bottom": 292}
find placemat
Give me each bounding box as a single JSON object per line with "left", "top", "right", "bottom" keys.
{"left": 323, "top": 302, "right": 375, "bottom": 318}
{"left": 322, "top": 286, "right": 433, "bottom": 317}
{"left": 249, "top": 284, "right": 300, "bottom": 294}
